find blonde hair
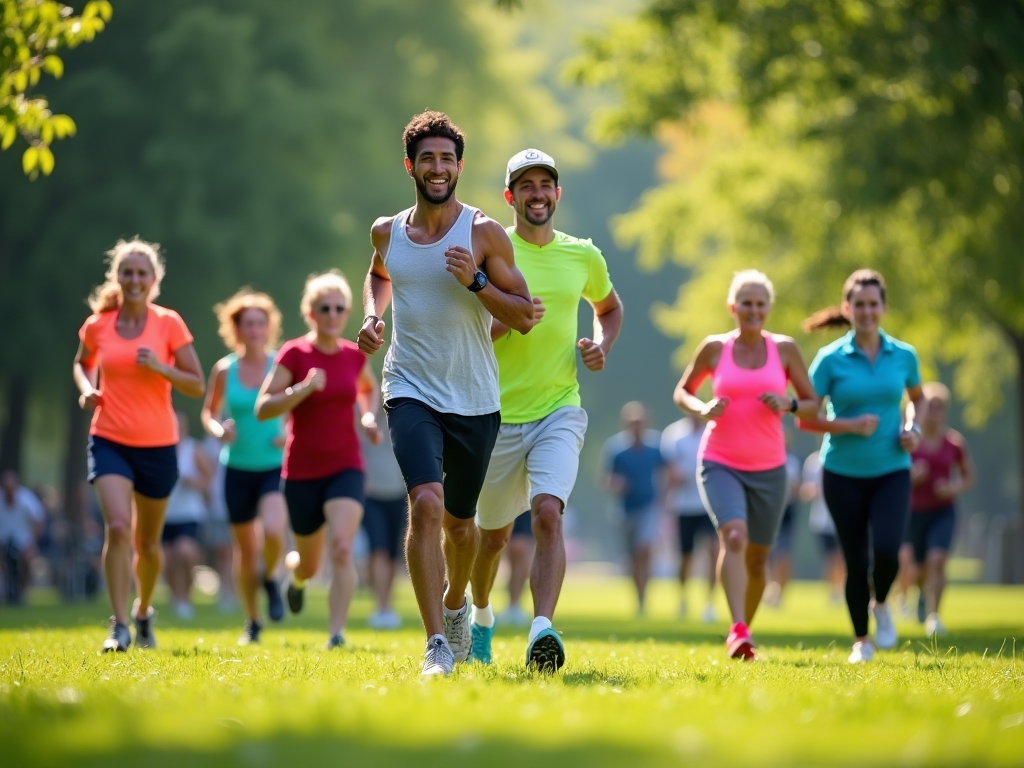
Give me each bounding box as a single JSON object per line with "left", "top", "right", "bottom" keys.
{"left": 727, "top": 270, "right": 774, "bottom": 306}
{"left": 922, "top": 381, "right": 951, "bottom": 403}
{"left": 214, "top": 288, "right": 282, "bottom": 351}
{"left": 300, "top": 270, "right": 353, "bottom": 329}
{"left": 87, "top": 239, "right": 165, "bottom": 313}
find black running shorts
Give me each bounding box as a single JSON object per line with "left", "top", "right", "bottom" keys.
{"left": 383, "top": 397, "right": 500, "bottom": 520}
{"left": 282, "top": 469, "right": 365, "bottom": 537}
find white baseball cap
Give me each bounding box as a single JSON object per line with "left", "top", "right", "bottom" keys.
{"left": 505, "top": 148, "right": 558, "bottom": 188}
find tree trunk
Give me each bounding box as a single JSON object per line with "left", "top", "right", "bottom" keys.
{"left": 1014, "top": 333, "right": 1024, "bottom": 532}
{"left": 60, "top": 385, "right": 90, "bottom": 601}
{"left": 0, "top": 374, "right": 29, "bottom": 473}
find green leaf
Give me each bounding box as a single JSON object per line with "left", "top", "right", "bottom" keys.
{"left": 1, "top": 124, "right": 16, "bottom": 151}
{"left": 51, "top": 115, "right": 76, "bottom": 139}
{"left": 22, "top": 146, "right": 38, "bottom": 174}
{"left": 38, "top": 145, "right": 55, "bottom": 175}
{"left": 43, "top": 56, "right": 64, "bottom": 79}
{"left": 13, "top": 70, "right": 28, "bottom": 93}
{"left": 41, "top": 121, "right": 53, "bottom": 145}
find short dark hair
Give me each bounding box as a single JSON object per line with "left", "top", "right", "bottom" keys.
{"left": 403, "top": 111, "right": 466, "bottom": 162}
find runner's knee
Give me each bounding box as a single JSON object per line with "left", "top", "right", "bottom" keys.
{"left": 442, "top": 514, "right": 476, "bottom": 545}
{"left": 480, "top": 527, "right": 510, "bottom": 555}
{"left": 531, "top": 498, "right": 562, "bottom": 541}
{"left": 722, "top": 524, "right": 747, "bottom": 553}
{"left": 106, "top": 518, "right": 131, "bottom": 547}
{"left": 331, "top": 537, "right": 352, "bottom": 566}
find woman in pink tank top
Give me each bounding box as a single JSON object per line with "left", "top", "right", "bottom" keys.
{"left": 673, "top": 271, "right": 819, "bottom": 660}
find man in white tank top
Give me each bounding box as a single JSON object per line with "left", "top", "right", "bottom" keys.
{"left": 358, "top": 111, "right": 534, "bottom": 676}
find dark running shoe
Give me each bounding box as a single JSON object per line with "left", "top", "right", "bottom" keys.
{"left": 286, "top": 580, "right": 305, "bottom": 614}
{"left": 526, "top": 627, "right": 566, "bottom": 673}
{"left": 917, "top": 593, "right": 927, "bottom": 624}
{"left": 265, "top": 578, "right": 285, "bottom": 623}
{"left": 239, "top": 619, "right": 263, "bottom": 646}
{"left": 326, "top": 633, "right": 345, "bottom": 650}
{"left": 132, "top": 603, "right": 157, "bottom": 650}
{"left": 103, "top": 619, "right": 131, "bottom": 653}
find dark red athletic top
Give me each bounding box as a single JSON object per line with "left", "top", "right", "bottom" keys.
{"left": 277, "top": 337, "right": 365, "bottom": 480}
{"left": 910, "top": 430, "right": 965, "bottom": 513}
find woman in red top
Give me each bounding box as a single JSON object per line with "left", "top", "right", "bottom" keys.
{"left": 256, "top": 270, "right": 382, "bottom": 648}
{"left": 73, "top": 239, "right": 204, "bottom": 653}
{"left": 900, "top": 382, "right": 975, "bottom": 637}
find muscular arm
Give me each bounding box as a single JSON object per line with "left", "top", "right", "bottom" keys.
{"left": 578, "top": 289, "right": 623, "bottom": 371}
{"left": 673, "top": 338, "right": 720, "bottom": 416}
{"left": 463, "top": 216, "right": 533, "bottom": 334}
{"left": 358, "top": 218, "right": 394, "bottom": 355}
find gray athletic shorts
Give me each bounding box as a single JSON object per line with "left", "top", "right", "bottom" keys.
{"left": 476, "top": 406, "right": 588, "bottom": 530}
{"left": 697, "top": 460, "right": 788, "bottom": 547}
{"left": 622, "top": 503, "right": 660, "bottom": 552}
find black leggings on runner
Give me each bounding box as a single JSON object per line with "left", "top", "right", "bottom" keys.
{"left": 822, "top": 469, "right": 911, "bottom": 638}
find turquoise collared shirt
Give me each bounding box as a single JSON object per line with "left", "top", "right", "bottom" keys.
{"left": 809, "top": 329, "right": 921, "bottom": 478}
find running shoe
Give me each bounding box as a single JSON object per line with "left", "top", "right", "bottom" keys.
{"left": 326, "top": 633, "right": 345, "bottom": 650}
{"left": 265, "top": 578, "right": 284, "bottom": 623}
{"left": 239, "top": 619, "right": 262, "bottom": 646}
{"left": 498, "top": 604, "right": 530, "bottom": 628}
{"left": 526, "top": 627, "right": 565, "bottom": 673}
{"left": 701, "top": 604, "right": 717, "bottom": 624}
{"left": 469, "top": 622, "right": 494, "bottom": 664}
{"left": 132, "top": 601, "right": 157, "bottom": 649}
{"left": 848, "top": 640, "right": 875, "bottom": 663}
{"left": 924, "top": 613, "right": 947, "bottom": 638}
{"left": 368, "top": 609, "right": 402, "bottom": 630}
{"left": 872, "top": 602, "right": 898, "bottom": 650}
{"left": 286, "top": 580, "right": 305, "bottom": 614}
{"left": 917, "top": 593, "right": 927, "bottom": 624}
{"left": 422, "top": 634, "right": 455, "bottom": 677}
{"left": 173, "top": 600, "right": 195, "bottom": 621}
{"left": 726, "top": 621, "right": 757, "bottom": 661}
{"left": 103, "top": 619, "right": 132, "bottom": 653}
{"left": 443, "top": 593, "right": 472, "bottom": 662}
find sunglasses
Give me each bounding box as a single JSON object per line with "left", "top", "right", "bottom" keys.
{"left": 317, "top": 304, "right": 347, "bottom": 314}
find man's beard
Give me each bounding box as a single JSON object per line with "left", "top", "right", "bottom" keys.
{"left": 415, "top": 174, "right": 459, "bottom": 206}
{"left": 521, "top": 201, "right": 556, "bottom": 226}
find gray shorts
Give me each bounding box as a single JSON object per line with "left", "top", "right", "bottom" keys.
{"left": 622, "top": 503, "right": 660, "bottom": 552}
{"left": 698, "top": 460, "right": 788, "bottom": 547}
{"left": 476, "top": 406, "right": 588, "bottom": 530}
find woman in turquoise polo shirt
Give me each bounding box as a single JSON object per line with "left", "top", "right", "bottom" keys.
{"left": 202, "top": 289, "right": 288, "bottom": 645}
{"left": 800, "top": 269, "right": 925, "bottom": 664}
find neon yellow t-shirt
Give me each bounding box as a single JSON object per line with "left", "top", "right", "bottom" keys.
{"left": 495, "top": 229, "right": 614, "bottom": 424}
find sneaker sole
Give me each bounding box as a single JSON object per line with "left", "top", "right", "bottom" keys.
{"left": 527, "top": 634, "right": 565, "bottom": 673}
{"left": 728, "top": 638, "right": 757, "bottom": 661}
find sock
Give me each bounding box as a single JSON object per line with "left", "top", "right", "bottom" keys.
{"left": 292, "top": 575, "right": 307, "bottom": 588}
{"left": 471, "top": 603, "right": 494, "bottom": 628}
{"left": 528, "top": 616, "right": 552, "bottom": 644}
{"left": 443, "top": 595, "right": 467, "bottom": 618}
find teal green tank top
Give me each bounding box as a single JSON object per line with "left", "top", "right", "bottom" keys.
{"left": 220, "top": 353, "right": 284, "bottom": 471}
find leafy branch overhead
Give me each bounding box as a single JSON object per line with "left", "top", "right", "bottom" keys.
{"left": 0, "top": 0, "right": 111, "bottom": 177}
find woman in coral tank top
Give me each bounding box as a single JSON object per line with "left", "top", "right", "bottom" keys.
{"left": 73, "top": 239, "right": 205, "bottom": 653}
{"left": 673, "top": 271, "right": 819, "bottom": 660}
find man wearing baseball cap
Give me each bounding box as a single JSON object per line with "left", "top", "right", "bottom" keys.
{"left": 469, "top": 148, "right": 624, "bottom": 672}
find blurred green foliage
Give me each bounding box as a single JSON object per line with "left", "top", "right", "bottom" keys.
{"left": 571, "top": 0, "right": 1024, "bottom": 428}
{"left": 0, "top": 0, "right": 111, "bottom": 175}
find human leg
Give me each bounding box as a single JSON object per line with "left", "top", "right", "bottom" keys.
{"left": 867, "top": 470, "right": 912, "bottom": 607}
{"left": 471, "top": 523, "right": 513, "bottom": 613}
{"left": 325, "top": 496, "right": 363, "bottom": 639}
{"left": 93, "top": 475, "right": 135, "bottom": 625}
{"left": 132, "top": 493, "right": 170, "bottom": 617}
{"left": 822, "top": 471, "right": 872, "bottom": 640}
{"left": 232, "top": 521, "right": 261, "bottom": 621}
{"left": 529, "top": 494, "right": 562, "bottom": 620}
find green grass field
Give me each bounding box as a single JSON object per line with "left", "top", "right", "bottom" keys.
{"left": 2, "top": 577, "right": 1022, "bottom": 767}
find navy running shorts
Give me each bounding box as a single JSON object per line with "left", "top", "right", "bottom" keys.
{"left": 224, "top": 466, "right": 282, "bottom": 525}
{"left": 87, "top": 435, "right": 178, "bottom": 500}
{"left": 904, "top": 505, "right": 956, "bottom": 564}
{"left": 383, "top": 397, "right": 500, "bottom": 519}
{"left": 510, "top": 509, "right": 533, "bottom": 539}
{"left": 362, "top": 496, "right": 408, "bottom": 559}
{"left": 162, "top": 521, "right": 201, "bottom": 545}
{"left": 283, "top": 469, "right": 364, "bottom": 537}
{"left": 677, "top": 513, "right": 716, "bottom": 555}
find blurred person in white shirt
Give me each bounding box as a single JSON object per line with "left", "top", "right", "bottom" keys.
{"left": 0, "top": 470, "right": 45, "bottom": 605}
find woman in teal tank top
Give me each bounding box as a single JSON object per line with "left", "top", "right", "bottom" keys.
{"left": 201, "top": 289, "right": 288, "bottom": 645}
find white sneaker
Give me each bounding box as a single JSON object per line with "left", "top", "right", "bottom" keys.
{"left": 498, "top": 604, "right": 530, "bottom": 628}
{"left": 443, "top": 594, "right": 473, "bottom": 662}
{"left": 701, "top": 604, "right": 716, "bottom": 624}
{"left": 422, "top": 634, "right": 455, "bottom": 676}
{"left": 872, "top": 602, "right": 897, "bottom": 650}
{"left": 924, "top": 613, "right": 947, "bottom": 638}
{"left": 368, "top": 609, "right": 402, "bottom": 630}
{"left": 173, "top": 600, "right": 195, "bottom": 621}
{"left": 848, "top": 640, "right": 875, "bottom": 663}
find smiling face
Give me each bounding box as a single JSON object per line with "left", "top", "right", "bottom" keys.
{"left": 729, "top": 283, "right": 772, "bottom": 332}
{"left": 236, "top": 307, "right": 270, "bottom": 351}
{"left": 406, "top": 136, "right": 462, "bottom": 206}
{"left": 843, "top": 283, "right": 886, "bottom": 334}
{"left": 117, "top": 252, "right": 157, "bottom": 306}
{"left": 308, "top": 289, "right": 350, "bottom": 339}
{"left": 922, "top": 395, "right": 948, "bottom": 431}
{"left": 505, "top": 167, "right": 560, "bottom": 226}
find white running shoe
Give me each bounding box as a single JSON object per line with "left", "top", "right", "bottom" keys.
{"left": 848, "top": 640, "right": 875, "bottom": 663}
{"left": 872, "top": 602, "right": 897, "bottom": 650}
{"left": 498, "top": 604, "right": 531, "bottom": 628}
{"left": 422, "top": 634, "right": 455, "bottom": 677}
{"left": 368, "top": 609, "right": 402, "bottom": 630}
{"left": 443, "top": 594, "right": 473, "bottom": 662}
{"left": 925, "top": 613, "right": 947, "bottom": 638}
{"left": 701, "top": 604, "right": 716, "bottom": 624}
{"left": 173, "top": 600, "right": 195, "bottom": 621}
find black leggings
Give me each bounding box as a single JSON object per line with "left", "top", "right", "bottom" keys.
{"left": 822, "top": 469, "right": 911, "bottom": 638}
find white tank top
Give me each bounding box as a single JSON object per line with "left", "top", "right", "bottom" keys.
{"left": 381, "top": 204, "right": 500, "bottom": 416}
{"left": 165, "top": 438, "right": 208, "bottom": 524}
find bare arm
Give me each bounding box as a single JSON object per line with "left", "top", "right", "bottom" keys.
{"left": 447, "top": 216, "right": 533, "bottom": 334}
{"left": 758, "top": 338, "right": 822, "bottom": 418}
{"left": 255, "top": 360, "right": 324, "bottom": 421}
{"left": 200, "top": 361, "right": 235, "bottom": 442}
{"left": 73, "top": 343, "right": 102, "bottom": 410}
{"left": 673, "top": 337, "right": 725, "bottom": 417}
{"left": 796, "top": 407, "right": 879, "bottom": 436}
{"left": 137, "top": 344, "right": 205, "bottom": 399}
{"left": 183, "top": 444, "right": 214, "bottom": 492}
{"left": 579, "top": 288, "right": 623, "bottom": 372}
{"left": 941, "top": 436, "right": 976, "bottom": 498}
{"left": 358, "top": 218, "right": 394, "bottom": 355}
{"left": 356, "top": 359, "right": 383, "bottom": 445}
{"left": 898, "top": 384, "right": 926, "bottom": 452}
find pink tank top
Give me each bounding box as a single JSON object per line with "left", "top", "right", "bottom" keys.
{"left": 699, "top": 331, "right": 788, "bottom": 472}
